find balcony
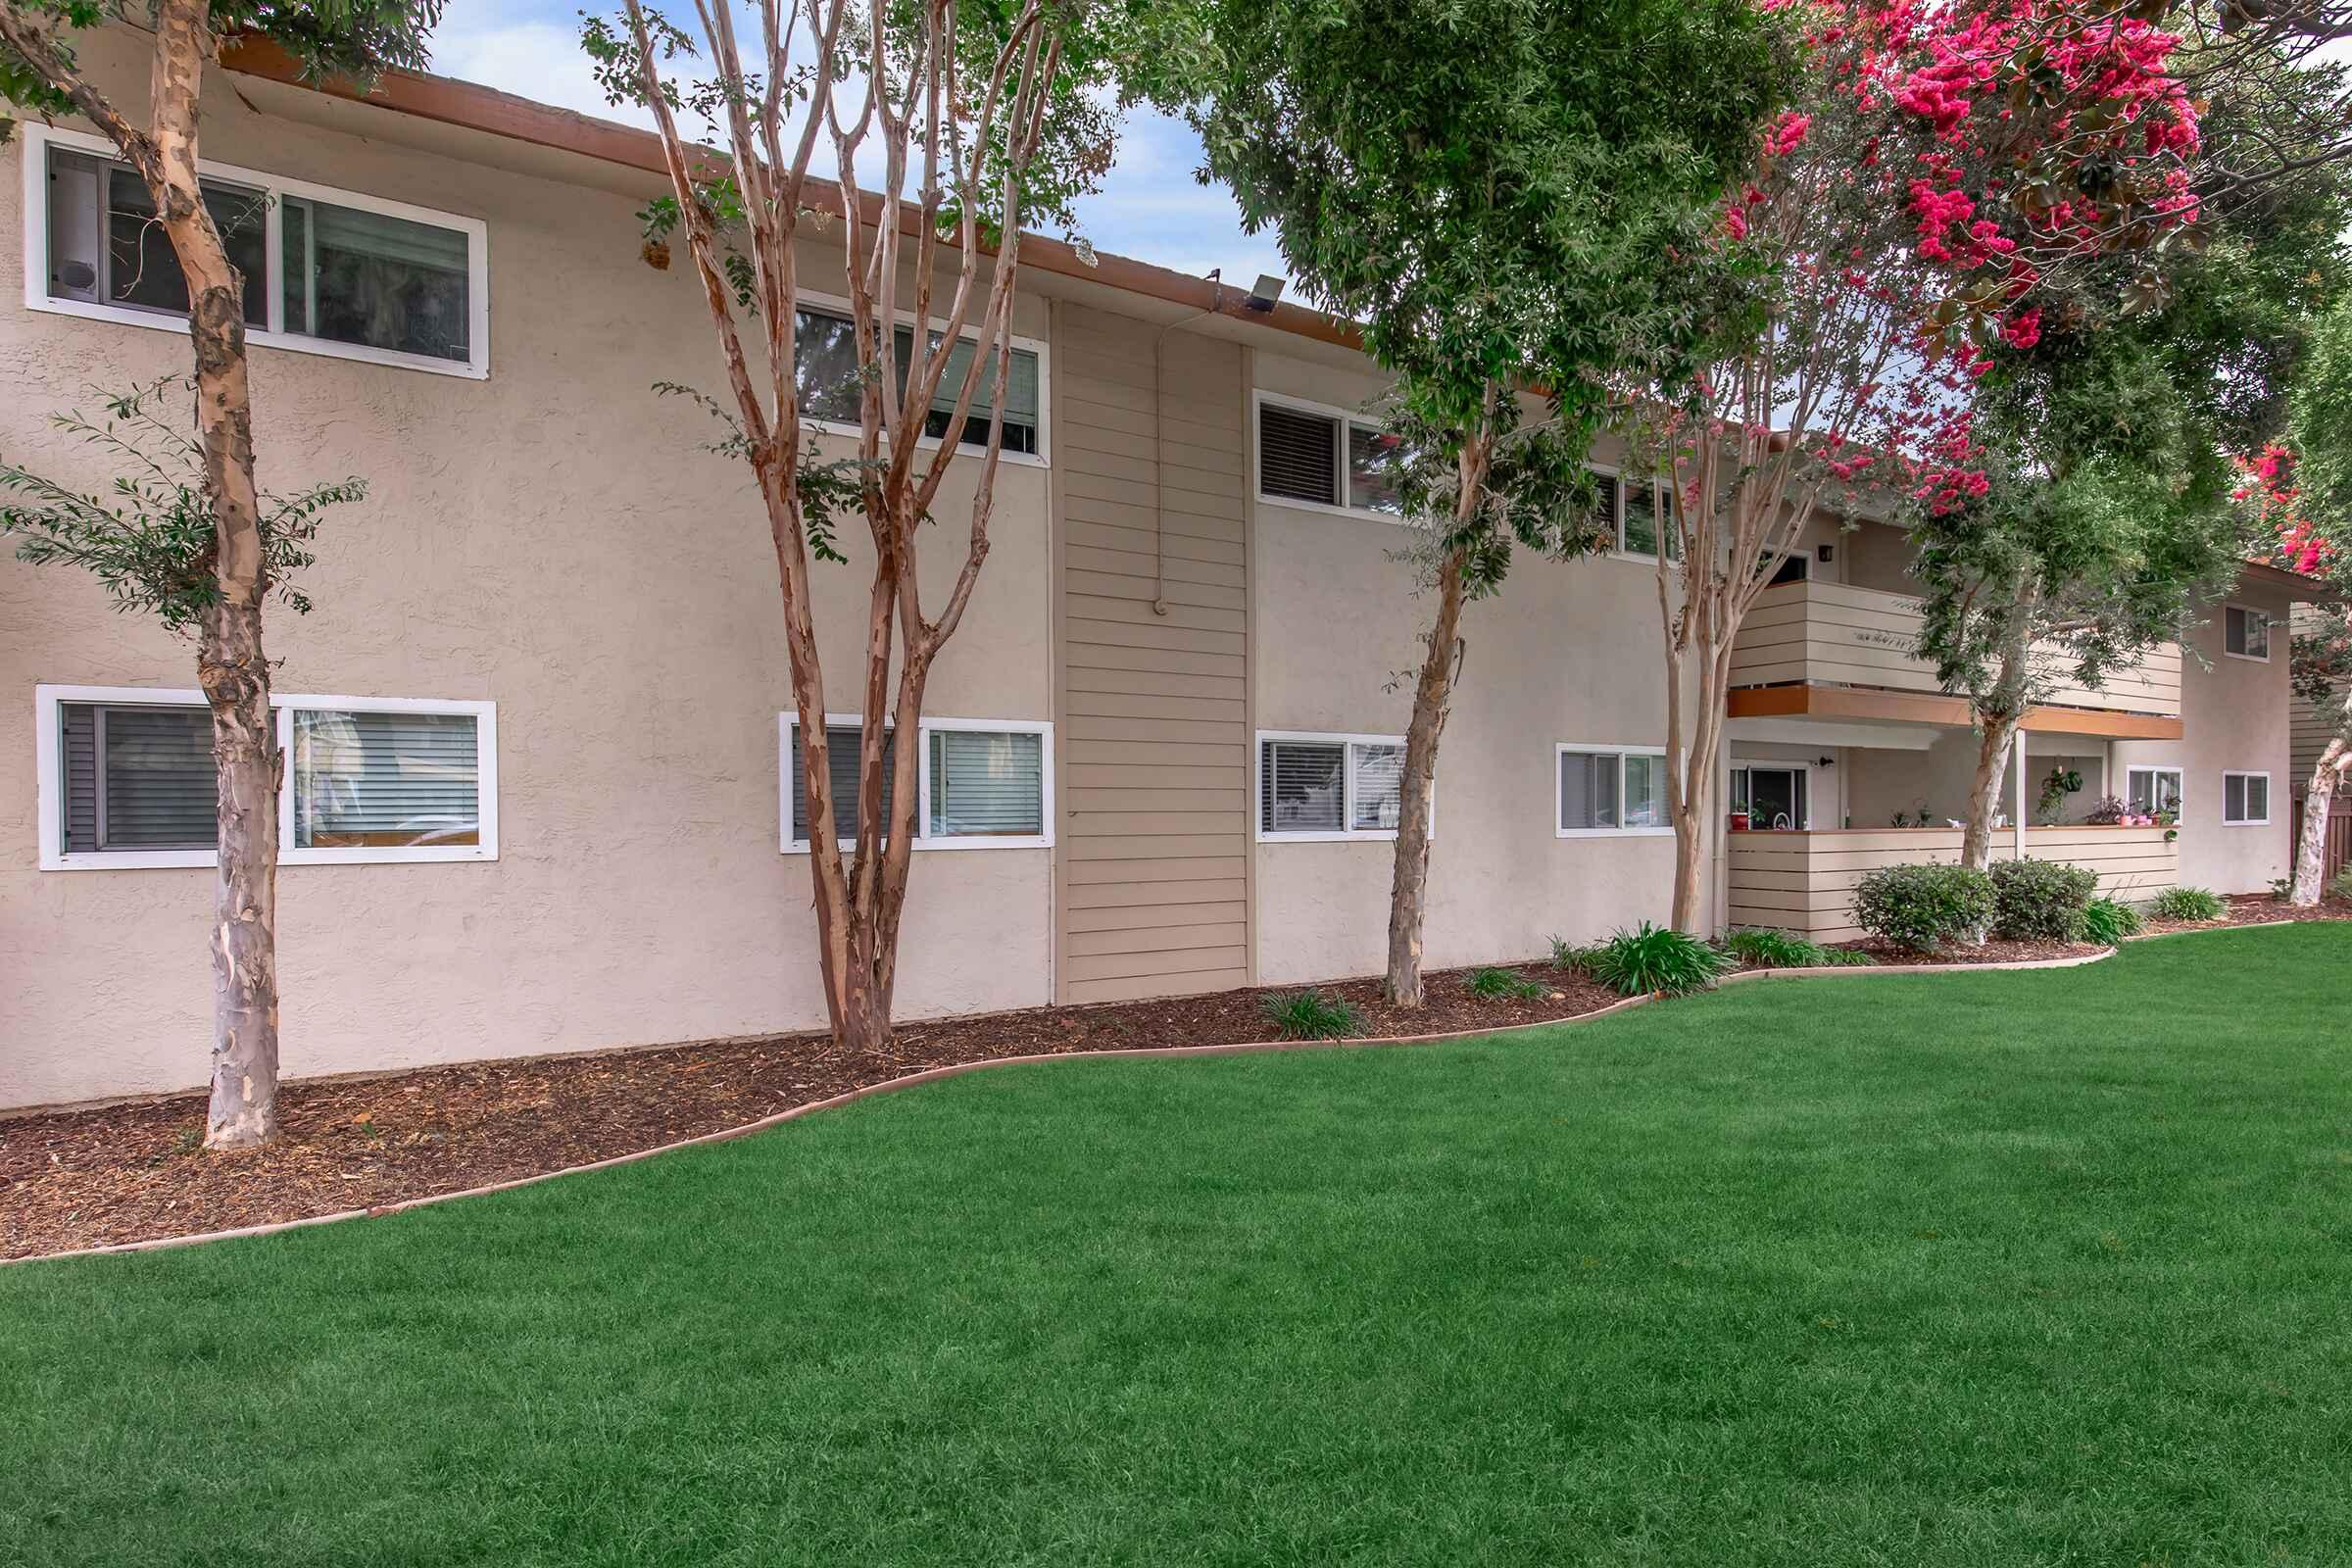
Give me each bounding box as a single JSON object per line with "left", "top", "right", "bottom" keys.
{"left": 1726, "top": 826, "right": 2181, "bottom": 944}
{"left": 1728, "top": 581, "right": 2182, "bottom": 736}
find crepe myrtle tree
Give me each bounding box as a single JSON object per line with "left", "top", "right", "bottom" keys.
{"left": 1614, "top": 0, "right": 2213, "bottom": 928}
{"left": 577, "top": 0, "right": 1119, "bottom": 1052}
{"left": 0, "top": 0, "right": 441, "bottom": 1148}
{"left": 1150, "top": 0, "right": 1792, "bottom": 1005}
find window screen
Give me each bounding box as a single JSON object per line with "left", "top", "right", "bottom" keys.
{"left": 2225, "top": 606, "right": 2271, "bottom": 659}
{"left": 281, "top": 195, "right": 471, "bottom": 362}
{"left": 1623, "top": 754, "right": 1664, "bottom": 828}
{"left": 789, "top": 310, "right": 1042, "bottom": 453}
{"left": 1258, "top": 404, "right": 1340, "bottom": 507}
{"left": 928, "top": 728, "right": 1044, "bottom": 838}
{"left": 2224, "top": 773, "right": 2269, "bottom": 823}
{"left": 45, "top": 148, "right": 266, "bottom": 324}
{"left": 1622, "top": 480, "right": 1660, "bottom": 558}
{"left": 290, "top": 709, "right": 481, "bottom": 849}
{"left": 59, "top": 702, "right": 218, "bottom": 853}
{"left": 1260, "top": 739, "right": 1346, "bottom": 832}
{"left": 791, "top": 723, "right": 896, "bottom": 844}
{"left": 2128, "top": 768, "right": 2181, "bottom": 815}
{"left": 1559, "top": 751, "right": 1623, "bottom": 831}
{"left": 1350, "top": 743, "right": 1405, "bottom": 831}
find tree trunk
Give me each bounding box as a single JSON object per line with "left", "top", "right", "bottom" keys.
{"left": 1385, "top": 549, "right": 1471, "bottom": 1007}
{"left": 141, "top": 0, "right": 284, "bottom": 1148}
{"left": 1960, "top": 710, "right": 2020, "bottom": 874}
{"left": 2289, "top": 736, "right": 2347, "bottom": 906}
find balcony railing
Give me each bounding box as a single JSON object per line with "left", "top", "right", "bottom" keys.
{"left": 1725, "top": 825, "right": 2181, "bottom": 943}
{"left": 1730, "top": 580, "right": 2181, "bottom": 717}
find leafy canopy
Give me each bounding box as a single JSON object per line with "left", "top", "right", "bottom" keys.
{"left": 0, "top": 380, "right": 361, "bottom": 632}
{"left": 1145, "top": 0, "right": 1792, "bottom": 579}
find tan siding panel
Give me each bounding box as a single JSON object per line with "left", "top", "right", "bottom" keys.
{"left": 1066, "top": 900, "right": 1250, "bottom": 933}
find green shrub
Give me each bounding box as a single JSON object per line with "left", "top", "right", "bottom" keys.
{"left": 1849, "top": 862, "right": 1995, "bottom": 954}
{"left": 1260, "top": 990, "right": 1366, "bottom": 1041}
{"left": 1721, "top": 928, "right": 1877, "bottom": 968}
{"left": 2078, "top": 896, "right": 2142, "bottom": 946}
{"left": 1548, "top": 935, "right": 1600, "bottom": 976}
{"left": 2334, "top": 866, "right": 2352, "bottom": 903}
{"left": 1587, "top": 922, "right": 1734, "bottom": 997}
{"left": 1989, "top": 858, "right": 2099, "bottom": 941}
{"left": 2149, "top": 886, "right": 2227, "bottom": 923}
{"left": 1463, "top": 966, "right": 1545, "bottom": 1001}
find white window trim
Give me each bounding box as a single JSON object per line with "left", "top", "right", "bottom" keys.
{"left": 793, "top": 287, "right": 1051, "bottom": 468}
{"left": 1250, "top": 391, "right": 1409, "bottom": 525}
{"left": 1253, "top": 728, "right": 1419, "bottom": 843}
{"left": 22, "top": 122, "right": 490, "bottom": 380}
{"left": 34, "top": 683, "right": 498, "bottom": 870}
{"left": 2221, "top": 769, "right": 2272, "bottom": 826}
{"left": 1556, "top": 740, "right": 1675, "bottom": 838}
{"left": 779, "top": 711, "right": 1054, "bottom": 853}
{"left": 2126, "top": 765, "right": 2183, "bottom": 813}
{"left": 1589, "top": 462, "right": 1676, "bottom": 565}
{"left": 2223, "top": 603, "right": 2274, "bottom": 662}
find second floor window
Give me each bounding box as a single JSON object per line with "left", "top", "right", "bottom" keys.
{"left": 794, "top": 306, "right": 1043, "bottom": 456}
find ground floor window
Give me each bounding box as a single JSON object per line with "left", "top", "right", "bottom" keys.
{"left": 2223, "top": 771, "right": 2271, "bottom": 826}
{"left": 1256, "top": 731, "right": 1408, "bottom": 840}
{"left": 783, "top": 714, "right": 1052, "bottom": 851}
{"left": 1558, "top": 744, "right": 1668, "bottom": 835}
{"left": 37, "top": 685, "right": 497, "bottom": 869}
{"left": 2127, "top": 766, "right": 2182, "bottom": 817}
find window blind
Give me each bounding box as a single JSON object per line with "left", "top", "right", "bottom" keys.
{"left": 62, "top": 703, "right": 219, "bottom": 850}
{"left": 896, "top": 326, "right": 1042, "bottom": 454}
{"left": 1350, "top": 743, "right": 1405, "bottom": 830}
{"left": 1259, "top": 405, "right": 1339, "bottom": 506}
{"left": 1260, "top": 739, "right": 1346, "bottom": 832}
{"left": 929, "top": 729, "right": 1043, "bottom": 837}
{"left": 1559, "top": 751, "right": 1621, "bottom": 831}
{"left": 791, "top": 723, "right": 895, "bottom": 844}
{"left": 291, "top": 710, "right": 480, "bottom": 849}
{"left": 1622, "top": 479, "right": 1660, "bottom": 557}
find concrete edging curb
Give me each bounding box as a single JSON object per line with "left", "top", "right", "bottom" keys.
{"left": 5, "top": 944, "right": 2126, "bottom": 1267}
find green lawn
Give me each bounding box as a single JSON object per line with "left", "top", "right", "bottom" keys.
{"left": 6, "top": 927, "right": 2352, "bottom": 1566}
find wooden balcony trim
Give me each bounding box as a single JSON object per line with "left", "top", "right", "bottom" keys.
{"left": 1726, "top": 683, "right": 2184, "bottom": 740}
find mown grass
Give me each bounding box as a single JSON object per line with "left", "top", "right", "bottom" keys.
{"left": 5, "top": 926, "right": 2351, "bottom": 1566}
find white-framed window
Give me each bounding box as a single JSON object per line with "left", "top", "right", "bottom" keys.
{"left": 2222, "top": 770, "right": 2271, "bottom": 826}
{"left": 2224, "top": 604, "right": 2273, "bottom": 662}
{"left": 1255, "top": 730, "right": 1409, "bottom": 841}
{"left": 780, "top": 713, "right": 1052, "bottom": 852}
{"left": 23, "top": 123, "right": 489, "bottom": 379}
{"left": 793, "top": 291, "right": 1049, "bottom": 464}
{"left": 1253, "top": 392, "right": 1406, "bottom": 520}
{"left": 2126, "top": 765, "right": 2182, "bottom": 816}
{"left": 34, "top": 684, "right": 498, "bottom": 870}
{"left": 1587, "top": 466, "right": 1680, "bottom": 563}
{"left": 1558, "top": 742, "right": 1671, "bottom": 836}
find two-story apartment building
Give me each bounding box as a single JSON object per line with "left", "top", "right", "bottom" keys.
{"left": 0, "top": 36, "right": 2317, "bottom": 1109}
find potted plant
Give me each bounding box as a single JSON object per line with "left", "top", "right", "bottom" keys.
{"left": 1728, "top": 810, "right": 1751, "bottom": 832}
{"left": 2084, "top": 795, "right": 2126, "bottom": 826}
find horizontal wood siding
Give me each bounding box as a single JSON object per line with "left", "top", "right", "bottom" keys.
{"left": 1054, "top": 302, "right": 1251, "bottom": 1002}
{"left": 1730, "top": 580, "right": 2181, "bottom": 717}
{"left": 2289, "top": 607, "right": 2342, "bottom": 788}
{"left": 1727, "top": 826, "right": 2180, "bottom": 943}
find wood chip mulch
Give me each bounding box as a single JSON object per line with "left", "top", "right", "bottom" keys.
{"left": 2, "top": 960, "right": 1622, "bottom": 1261}
{"left": 1838, "top": 937, "right": 2103, "bottom": 966}
{"left": 2140, "top": 893, "right": 2352, "bottom": 936}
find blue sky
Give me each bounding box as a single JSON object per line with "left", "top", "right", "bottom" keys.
{"left": 430, "top": 0, "right": 1287, "bottom": 287}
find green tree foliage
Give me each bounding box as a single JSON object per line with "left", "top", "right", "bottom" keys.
{"left": 1143, "top": 0, "right": 1792, "bottom": 1002}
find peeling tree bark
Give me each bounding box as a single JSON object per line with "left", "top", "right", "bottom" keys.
{"left": 1960, "top": 709, "right": 2022, "bottom": 874}
{"left": 2289, "top": 734, "right": 2348, "bottom": 906}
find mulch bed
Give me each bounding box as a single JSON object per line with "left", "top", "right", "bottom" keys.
{"left": 1, "top": 960, "right": 1620, "bottom": 1261}
{"left": 2140, "top": 893, "right": 2352, "bottom": 937}
{"left": 1835, "top": 937, "right": 2101, "bottom": 966}
{"left": 4, "top": 911, "right": 2297, "bottom": 1264}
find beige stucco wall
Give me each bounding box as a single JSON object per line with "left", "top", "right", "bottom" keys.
{"left": 1247, "top": 358, "right": 1687, "bottom": 983}
{"left": 0, "top": 39, "right": 1054, "bottom": 1107}
{"left": 2115, "top": 583, "right": 2297, "bottom": 896}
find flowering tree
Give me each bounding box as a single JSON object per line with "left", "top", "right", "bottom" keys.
{"left": 579, "top": 0, "right": 1116, "bottom": 1051}
{"left": 1626, "top": 0, "right": 2208, "bottom": 924}
{"left": 0, "top": 0, "right": 443, "bottom": 1147}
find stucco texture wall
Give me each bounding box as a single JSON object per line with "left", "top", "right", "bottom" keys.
{"left": 1246, "top": 358, "right": 1686, "bottom": 983}
{"left": 0, "top": 42, "right": 1054, "bottom": 1106}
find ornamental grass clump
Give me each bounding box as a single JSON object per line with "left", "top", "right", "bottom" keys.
{"left": 1989, "top": 858, "right": 2100, "bottom": 941}
{"left": 2150, "top": 886, "right": 2227, "bottom": 923}
{"left": 1850, "top": 863, "right": 1996, "bottom": 955}
{"left": 1259, "top": 991, "right": 1366, "bottom": 1042}
{"left": 1719, "top": 928, "right": 1875, "bottom": 968}
{"left": 1462, "top": 966, "right": 1546, "bottom": 1001}
{"left": 1588, "top": 922, "right": 1734, "bottom": 998}
{"left": 2078, "top": 896, "right": 2143, "bottom": 946}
